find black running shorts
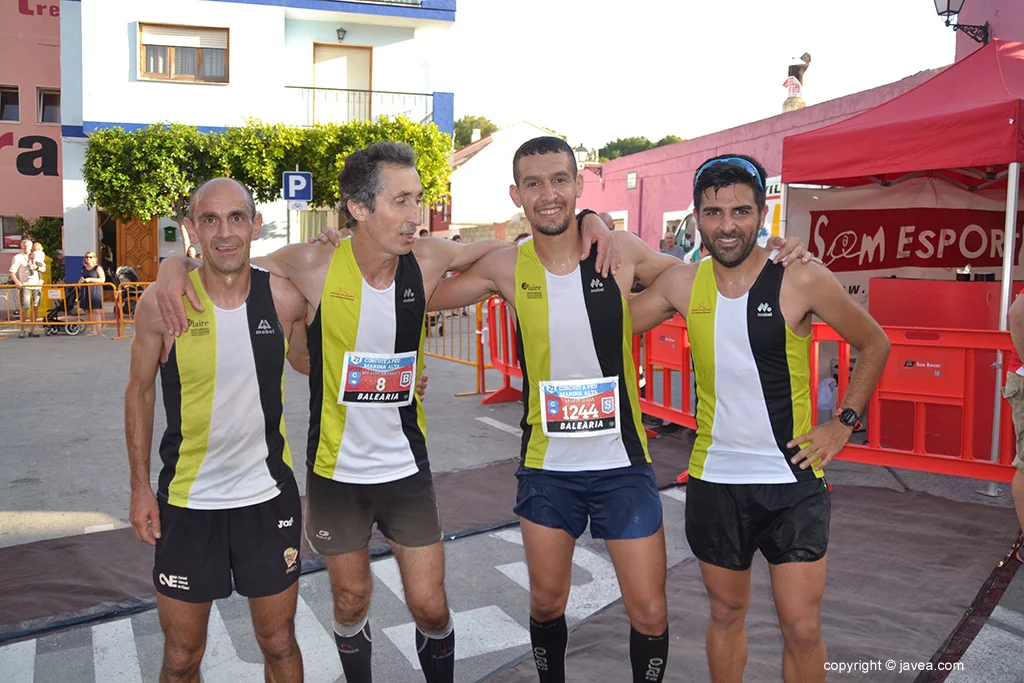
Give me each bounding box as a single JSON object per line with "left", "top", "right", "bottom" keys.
{"left": 304, "top": 468, "right": 443, "bottom": 555}
{"left": 153, "top": 478, "right": 302, "bottom": 603}
{"left": 684, "top": 476, "right": 830, "bottom": 571}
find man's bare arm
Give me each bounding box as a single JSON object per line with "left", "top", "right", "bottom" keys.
{"left": 287, "top": 321, "right": 310, "bottom": 375}
{"left": 427, "top": 248, "right": 510, "bottom": 312}
{"left": 624, "top": 232, "right": 690, "bottom": 289}
{"left": 787, "top": 263, "right": 890, "bottom": 471}
{"left": 272, "top": 274, "right": 311, "bottom": 376}
{"left": 1010, "top": 293, "right": 1024, "bottom": 359}
{"left": 804, "top": 265, "right": 889, "bottom": 415}
{"left": 155, "top": 242, "right": 325, "bottom": 336}
{"left": 628, "top": 264, "right": 695, "bottom": 335}
{"left": 423, "top": 237, "right": 509, "bottom": 274}
{"left": 124, "top": 290, "right": 168, "bottom": 545}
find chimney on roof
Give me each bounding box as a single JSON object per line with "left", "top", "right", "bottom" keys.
{"left": 782, "top": 52, "right": 811, "bottom": 113}
{"left": 471, "top": 128, "right": 482, "bottom": 143}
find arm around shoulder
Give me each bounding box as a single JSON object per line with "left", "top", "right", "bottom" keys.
{"left": 618, "top": 231, "right": 687, "bottom": 287}
{"left": 629, "top": 263, "right": 694, "bottom": 335}
{"left": 253, "top": 242, "right": 325, "bottom": 281}
{"left": 427, "top": 246, "right": 512, "bottom": 312}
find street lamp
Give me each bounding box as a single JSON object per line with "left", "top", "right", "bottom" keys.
{"left": 336, "top": 27, "right": 347, "bottom": 42}
{"left": 573, "top": 145, "right": 589, "bottom": 166}
{"left": 934, "top": 0, "right": 989, "bottom": 44}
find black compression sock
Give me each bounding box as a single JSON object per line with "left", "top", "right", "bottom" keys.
{"left": 415, "top": 617, "right": 455, "bottom": 683}
{"left": 630, "top": 625, "right": 668, "bottom": 683}
{"left": 334, "top": 618, "right": 373, "bottom": 682}
{"left": 529, "top": 615, "right": 567, "bottom": 683}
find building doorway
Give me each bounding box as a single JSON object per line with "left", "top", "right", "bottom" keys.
{"left": 114, "top": 216, "right": 159, "bottom": 282}
{"left": 312, "top": 44, "right": 372, "bottom": 123}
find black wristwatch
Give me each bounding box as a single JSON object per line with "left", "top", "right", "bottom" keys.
{"left": 576, "top": 209, "right": 597, "bottom": 231}
{"left": 836, "top": 408, "right": 860, "bottom": 428}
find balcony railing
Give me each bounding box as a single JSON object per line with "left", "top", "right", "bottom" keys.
{"left": 285, "top": 86, "right": 433, "bottom": 127}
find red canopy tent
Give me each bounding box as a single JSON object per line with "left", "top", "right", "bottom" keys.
{"left": 783, "top": 39, "right": 1024, "bottom": 190}
{"left": 782, "top": 39, "right": 1024, "bottom": 324}
{"left": 782, "top": 40, "right": 1024, "bottom": 484}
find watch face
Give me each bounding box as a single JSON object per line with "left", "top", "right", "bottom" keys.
{"left": 839, "top": 409, "right": 858, "bottom": 426}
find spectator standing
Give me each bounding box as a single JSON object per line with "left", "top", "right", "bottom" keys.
{"left": 80, "top": 251, "right": 106, "bottom": 336}
{"left": 660, "top": 232, "right": 689, "bottom": 260}
{"left": 1005, "top": 290, "right": 1024, "bottom": 561}
{"left": 9, "top": 238, "right": 42, "bottom": 338}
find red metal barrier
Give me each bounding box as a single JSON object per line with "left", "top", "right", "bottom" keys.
{"left": 812, "top": 324, "right": 1016, "bottom": 483}
{"left": 483, "top": 298, "right": 1019, "bottom": 483}
{"left": 481, "top": 296, "right": 522, "bottom": 404}
{"left": 634, "top": 314, "right": 697, "bottom": 431}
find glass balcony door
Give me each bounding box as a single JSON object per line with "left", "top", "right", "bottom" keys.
{"left": 312, "top": 45, "right": 372, "bottom": 124}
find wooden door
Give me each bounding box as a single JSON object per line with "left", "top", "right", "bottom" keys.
{"left": 116, "top": 217, "right": 159, "bottom": 282}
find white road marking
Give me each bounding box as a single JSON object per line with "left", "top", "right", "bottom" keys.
{"left": 85, "top": 523, "right": 116, "bottom": 534}
{"left": 383, "top": 606, "right": 530, "bottom": 670}
{"left": 371, "top": 556, "right": 407, "bottom": 603}
{"left": 493, "top": 529, "right": 621, "bottom": 621}
{"left": 661, "top": 488, "right": 687, "bottom": 503}
{"left": 294, "top": 595, "right": 343, "bottom": 683}
{"left": 92, "top": 619, "right": 142, "bottom": 683}
{"left": 476, "top": 416, "right": 523, "bottom": 437}
{"left": 200, "top": 604, "right": 262, "bottom": 681}
{"left": 0, "top": 638, "right": 35, "bottom": 683}
{"left": 490, "top": 529, "right": 524, "bottom": 546}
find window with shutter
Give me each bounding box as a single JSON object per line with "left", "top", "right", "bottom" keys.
{"left": 139, "top": 24, "right": 229, "bottom": 83}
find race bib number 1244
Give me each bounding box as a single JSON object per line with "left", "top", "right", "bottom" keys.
{"left": 538, "top": 377, "right": 619, "bottom": 438}
{"left": 339, "top": 351, "right": 417, "bottom": 407}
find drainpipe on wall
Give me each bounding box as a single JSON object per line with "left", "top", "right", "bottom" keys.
{"left": 636, "top": 177, "right": 644, "bottom": 241}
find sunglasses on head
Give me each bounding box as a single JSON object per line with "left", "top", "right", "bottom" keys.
{"left": 693, "top": 157, "right": 764, "bottom": 190}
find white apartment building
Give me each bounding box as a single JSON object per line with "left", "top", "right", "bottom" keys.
{"left": 60, "top": 0, "right": 455, "bottom": 281}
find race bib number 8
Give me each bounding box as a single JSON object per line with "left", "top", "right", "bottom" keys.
{"left": 538, "top": 377, "right": 620, "bottom": 438}
{"left": 339, "top": 351, "right": 417, "bottom": 407}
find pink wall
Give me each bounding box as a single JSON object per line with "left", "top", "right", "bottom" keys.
{"left": 579, "top": 70, "right": 940, "bottom": 248}
{"left": 957, "top": 0, "right": 1024, "bottom": 61}
{"left": 0, "top": 0, "right": 62, "bottom": 258}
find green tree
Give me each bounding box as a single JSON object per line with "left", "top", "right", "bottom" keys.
{"left": 655, "top": 134, "right": 684, "bottom": 147}
{"left": 82, "top": 117, "right": 453, "bottom": 231}
{"left": 598, "top": 136, "right": 654, "bottom": 161}
{"left": 454, "top": 115, "right": 499, "bottom": 150}
{"left": 83, "top": 123, "right": 221, "bottom": 225}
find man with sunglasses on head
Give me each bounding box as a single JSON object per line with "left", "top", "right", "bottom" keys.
{"left": 629, "top": 154, "right": 890, "bottom": 683}
{"left": 427, "top": 140, "right": 815, "bottom": 683}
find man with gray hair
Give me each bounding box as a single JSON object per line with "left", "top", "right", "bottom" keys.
{"left": 154, "top": 141, "right": 619, "bottom": 682}
{"left": 9, "top": 238, "right": 44, "bottom": 338}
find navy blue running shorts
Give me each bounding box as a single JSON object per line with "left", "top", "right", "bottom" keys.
{"left": 514, "top": 462, "right": 663, "bottom": 540}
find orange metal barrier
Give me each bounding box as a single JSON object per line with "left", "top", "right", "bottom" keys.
{"left": 424, "top": 301, "right": 492, "bottom": 396}
{"left": 482, "top": 299, "right": 1019, "bottom": 483}
{"left": 0, "top": 282, "right": 117, "bottom": 337}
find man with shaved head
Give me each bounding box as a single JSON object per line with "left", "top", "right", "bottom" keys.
{"left": 125, "top": 177, "right": 312, "bottom": 683}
